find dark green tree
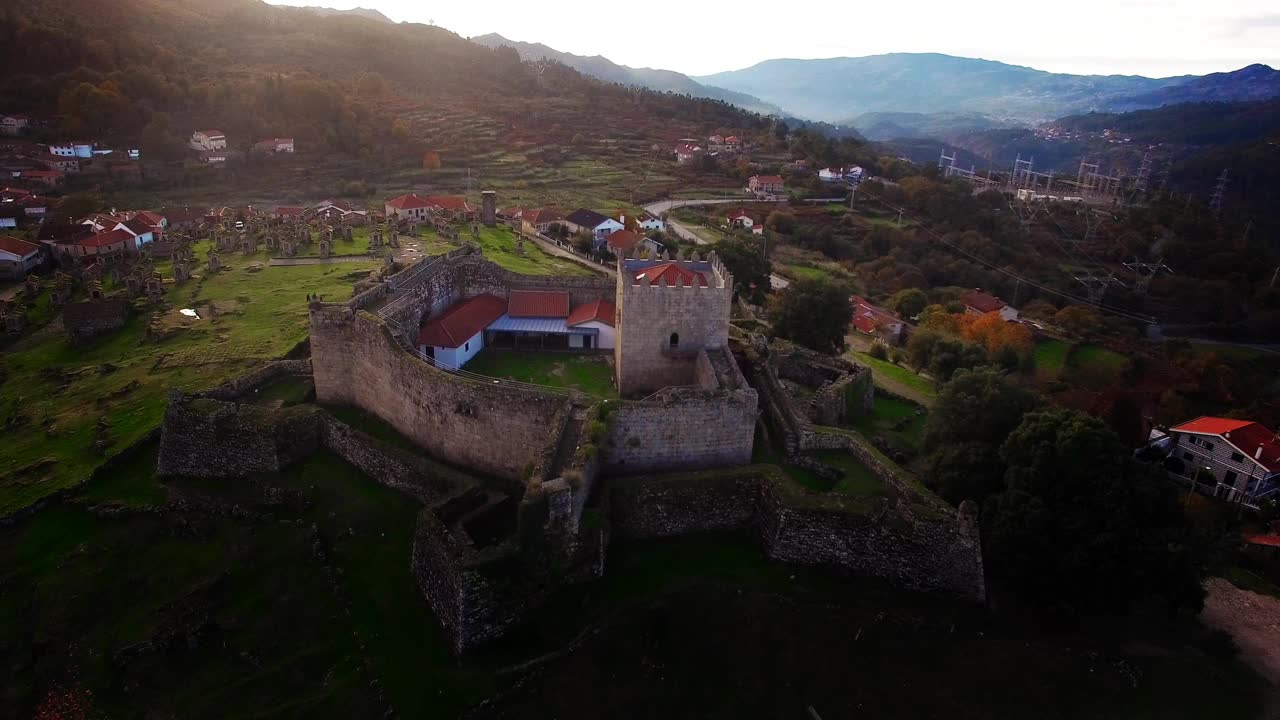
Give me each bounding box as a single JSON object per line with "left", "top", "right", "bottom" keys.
{"left": 925, "top": 367, "right": 1039, "bottom": 450}
{"left": 888, "top": 287, "right": 928, "bottom": 318}
{"left": 712, "top": 236, "right": 771, "bottom": 304}
{"left": 769, "top": 278, "right": 852, "bottom": 354}
{"left": 984, "top": 408, "right": 1205, "bottom": 617}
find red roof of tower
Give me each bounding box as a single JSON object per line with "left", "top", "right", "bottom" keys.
{"left": 634, "top": 263, "right": 707, "bottom": 287}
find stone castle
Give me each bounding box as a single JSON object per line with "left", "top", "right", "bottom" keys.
{"left": 156, "top": 238, "right": 985, "bottom": 653}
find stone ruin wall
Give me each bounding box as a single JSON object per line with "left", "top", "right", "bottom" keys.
{"left": 310, "top": 306, "right": 569, "bottom": 482}
{"left": 156, "top": 392, "right": 320, "bottom": 477}
{"left": 608, "top": 466, "right": 986, "bottom": 602}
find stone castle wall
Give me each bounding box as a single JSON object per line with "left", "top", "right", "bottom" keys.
{"left": 310, "top": 307, "right": 569, "bottom": 481}
{"left": 608, "top": 466, "right": 985, "bottom": 602}
{"left": 156, "top": 392, "right": 321, "bottom": 477}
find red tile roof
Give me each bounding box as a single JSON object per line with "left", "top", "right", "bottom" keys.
{"left": 418, "top": 293, "right": 506, "bottom": 349}
{"left": 634, "top": 263, "right": 707, "bottom": 287}
{"left": 1173, "top": 417, "right": 1280, "bottom": 472}
{"left": 275, "top": 206, "right": 303, "bottom": 216}
{"left": 727, "top": 209, "right": 752, "bottom": 220}
{"left": 79, "top": 229, "right": 132, "bottom": 248}
{"left": 525, "top": 208, "right": 563, "bottom": 225}
{"left": 606, "top": 229, "right": 643, "bottom": 253}
{"left": 850, "top": 296, "right": 901, "bottom": 334}
{"left": 962, "top": 290, "right": 1007, "bottom": 313}
{"left": 507, "top": 290, "right": 570, "bottom": 318}
{"left": 567, "top": 299, "right": 616, "bottom": 328}
{"left": 122, "top": 218, "right": 154, "bottom": 236}
{"left": 751, "top": 175, "right": 783, "bottom": 184}
{"left": 133, "top": 211, "right": 165, "bottom": 226}
{"left": 0, "top": 235, "right": 38, "bottom": 257}
{"left": 387, "top": 193, "right": 473, "bottom": 212}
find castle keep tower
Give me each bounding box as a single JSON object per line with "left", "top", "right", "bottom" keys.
{"left": 614, "top": 251, "right": 734, "bottom": 396}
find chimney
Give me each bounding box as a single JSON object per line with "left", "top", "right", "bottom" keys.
{"left": 1258, "top": 445, "right": 1265, "bottom": 460}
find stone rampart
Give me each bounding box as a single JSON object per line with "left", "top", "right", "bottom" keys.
{"left": 199, "top": 359, "right": 312, "bottom": 401}
{"left": 156, "top": 392, "right": 321, "bottom": 477}
{"left": 310, "top": 307, "right": 570, "bottom": 481}
{"left": 609, "top": 465, "right": 985, "bottom": 602}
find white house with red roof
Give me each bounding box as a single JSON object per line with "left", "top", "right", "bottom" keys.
{"left": 1159, "top": 416, "right": 1280, "bottom": 504}
{"left": 417, "top": 289, "right": 619, "bottom": 366}
{"left": 674, "top": 143, "right": 702, "bottom": 164}
{"left": 190, "top": 130, "right": 227, "bottom": 152}
{"left": 747, "top": 175, "right": 783, "bottom": 196}
{"left": 0, "top": 235, "right": 41, "bottom": 278}
{"left": 961, "top": 289, "right": 1018, "bottom": 322}
{"left": 850, "top": 295, "right": 907, "bottom": 345}
{"left": 254, "top": 137, "right": 294, "bottom": 154}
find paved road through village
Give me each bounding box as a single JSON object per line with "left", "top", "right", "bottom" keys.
{"left": 644, "top": 198, "right": 791, "bottom": 290}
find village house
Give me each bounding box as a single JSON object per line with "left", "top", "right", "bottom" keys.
{"left": 157, "top": 207, "right": 205, "bottom": 229}
{"left": 724, "top": 135, "right": 745, "bottom": 152}
{"left": 634, "top": 211, "right": 665, "bottom": 232}
{"left": 49, "top": 141, "right": 95, "bottom": 159}
{"left": 1, "top": 115, "right": 29, "bottom": 136}
{"left": 674, "top": 143, "right": 703, "bottom": 165}
{"left": 198, "top": 150, "right": 227, "bottom": 164}
{"left": 502, "top": 208, "right": 564, "bottom": 235}
{"left": 72, "top": 228, "right": 133, "bottom": 259}
{"left": 819, "top": 166, "right": 865, "bottom": 184}
{"left": 42, "top": 155, "right": 80, "bottom": 174}
{"left": 190, "top": 130, "right": 227, "bottom": 152}
{"left": 564, "top": 208, "right": 624, "bottom": 246}
{"left": 747, "top": 174, "right": 784, "bottom": 197}
{"left": 605, "top": 228, "right": 662, "bottom": 258}
{"left": 385, "top": 193, "right": 473, "bottom": 221}
{"left": 727, "top": 209, "right": 758, "bottom": 231}
{"left": 273, "top": 206, "right": 304, "bottom": 222}
{"left": 1153, "top": 416, "right": 1280, "bottom": 505}
{"left": 961, "top": 289, "right": 1019, "bottom": 322}
{"left": 0, "top": 235, "right": 41, "bottom": 278}
{"left": 21, "top": 170, "right": 63, "bottom": 188}
{"left": 418, "top": 289, "right": 618, "bottom": 366}
{"left": 254, "top": 137, "right": 295, "bottom": 154}
{"left": 850, "top": 295, "right": 907, "bottom": 345}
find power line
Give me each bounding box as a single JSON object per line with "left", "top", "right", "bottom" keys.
{"left": 855, "top": 184, "right": 1159, "bottom": 324}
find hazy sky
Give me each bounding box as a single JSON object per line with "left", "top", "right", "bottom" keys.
{"left": 269, "top": 0, "right": 1280, "bottom": 78}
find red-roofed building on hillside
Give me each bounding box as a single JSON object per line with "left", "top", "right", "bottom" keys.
{"left": 1155, "top": 416, "right": 1280, "bottom": 505}
{"left": 385, "top": 193, "right": 474, "bottom": 221}
{"left": 850, "top": 295, "right": 907, "bottom": 345}
{"left": 73, "top": 228, "right": 133, "bottom": 258}
{"left": 961, "top": 289, "right": 1018, "bottom": 322}
{"left": 254, "top": 137, "right": 294, "bottom": 154}
{"left": 0, "top": 235, "right": 41, "bottom": 278}
{"left": 567, "top": 298, "right": 616, "bottom": 349}
{"left": 674, "top": 143, "right": 702, "bottom": 164}
{"left": 747, "top": 175, "right": 783, "bottom": 196}
{"left": 274, "top": 206, "right": 304, "bottom": 221}
{"left": 21, "top": 169, "right": 63, "bottom": 188}
{"left": 190, "top": 130, "right": 226, "bottom": 152}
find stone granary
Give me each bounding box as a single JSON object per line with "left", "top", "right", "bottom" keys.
{"left": 63, "top": 299, "right": 128, "bottom": 343}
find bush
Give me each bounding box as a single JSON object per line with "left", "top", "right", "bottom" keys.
{"left": 867, "top": 342, "right": 888, "bottom": 360}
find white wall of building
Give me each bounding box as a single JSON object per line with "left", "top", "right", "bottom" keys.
{"left": 423, "top": 330, "right": 484, "bottom": 369}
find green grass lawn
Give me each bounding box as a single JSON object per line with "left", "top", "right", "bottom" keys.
{"left": 1065, "top": 343, "right": 1131, "bottom": 389}
{"left": 0, "top": 244, "right": 380, "bottom": 516}
{"left": 777, "top": 263, "right": 830, "bottom": 282}
{"left": 429, "top": 226, "right": 599, "bottom": 277}
{"left": 1032, "top": 338, "right": 1071, "bottom": 382}
{"left": 812, "top": 449, "right": 884, "bottom": 496}
{"left": 464, "top": 349, "right": 617, "bottom": 398}
{"left": 849, "top": 351, "right": 937, "bottom": 404}
{"left": 850, "top": 395, "right": 928, "bottom": 454}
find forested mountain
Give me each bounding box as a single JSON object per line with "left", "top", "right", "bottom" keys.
{"left": 294, "top": 5, "right": 394, "bottom": 24}
{"left": 0, "top": 0, "right": 765, "bottom": 158}
{"left": 470, "top": 33, "right": 783, "bottom": 116}
{"left": 698, "top": 54, "right": 1280, "bottom": 127}
{"left": 850, "top": 111, "right": 1018, "bottom": 141}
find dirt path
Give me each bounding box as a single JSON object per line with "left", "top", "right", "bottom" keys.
{"left": 1202, "top": 578, "right": 1280, "bottom": 714}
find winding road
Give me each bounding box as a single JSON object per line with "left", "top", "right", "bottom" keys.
{"left": 643, "top": 198, "right": 790, "bottom": 289}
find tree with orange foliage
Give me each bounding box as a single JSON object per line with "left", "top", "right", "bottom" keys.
{"left": 421, "top": 151, "right": 441, "bottom": 170}
{"left": 958, "top": 311, "right": 1033, "bottom": 358}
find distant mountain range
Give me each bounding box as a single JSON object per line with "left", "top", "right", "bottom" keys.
{"left": 470, "top": 34, "right": 784, "bottom": 117}
{"left": 695, "top": 54, "right": 1280, "bottom": 129}
{"left": 294, "top": 5, "right": 394, "bottom": 23}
